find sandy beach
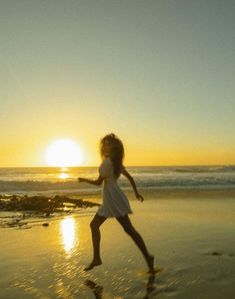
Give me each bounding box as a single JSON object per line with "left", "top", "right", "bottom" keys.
{"left": 0, "top": 190, "right": 235, "bottom": 298}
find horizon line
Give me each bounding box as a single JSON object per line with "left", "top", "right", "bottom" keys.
{"left": 0, "top": 163, "right": 235, "bottom": 168}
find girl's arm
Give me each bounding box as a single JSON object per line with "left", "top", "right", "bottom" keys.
{"left": 78, "top": 175, "right": 104, "bottom": 186}
{"left": 121, "top": 167, "right": 144, "bottom": 202}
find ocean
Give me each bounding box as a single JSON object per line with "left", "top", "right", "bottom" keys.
{"left": 0, "top": 165, "right": 235, "bottom": 196}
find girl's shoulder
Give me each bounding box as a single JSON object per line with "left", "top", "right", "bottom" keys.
{"left": 99, "top": 157, "right": 113, "bottom": 177}
{"left": 99, "top": 156, "right": 112, "bottom": 168}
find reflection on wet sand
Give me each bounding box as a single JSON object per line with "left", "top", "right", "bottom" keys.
{"left": 84, "top": 274, "right": 156, "bottom": 299}
{"left": 84, "top": 280, "right": 103, "bottom": 299}
{"left": 60, "top": 217, "right": 78, "bottom": 253}
{"left": 53, "top": 217, "right": 81, "bottom": 298}
{"left": 144, "top": 274, "right": 156, "bottom": 299}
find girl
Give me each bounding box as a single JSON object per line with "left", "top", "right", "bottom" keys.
{"left": 78, "top": 133, "right": 154, "bottom": 273}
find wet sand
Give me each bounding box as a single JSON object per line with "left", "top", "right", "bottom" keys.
{"left": 0, "top": 191, "right": 235, "bottom": 298}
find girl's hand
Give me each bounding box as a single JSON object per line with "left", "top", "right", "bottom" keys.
{"left": 136, "top": 193, "right": 144, "bottom": 202}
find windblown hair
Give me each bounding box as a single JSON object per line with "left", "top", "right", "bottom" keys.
{"left": 99, "top": 133, "right": 125, "bottom": 178}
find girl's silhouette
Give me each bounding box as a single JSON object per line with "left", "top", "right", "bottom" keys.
{"left": 78, "top": 133, "right": 154, "bottom": 273}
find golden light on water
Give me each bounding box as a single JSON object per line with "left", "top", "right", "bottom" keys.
{"left": 45, "top": 139, "right": 84, "bottom": 167}
{"left": 59, "top": 167, "right": 70, "bottom": 180}
{"left": 59, "top": 172, "right": 70, "bottom": 179}
{"left": 60, "top": 217, "right": 78, "bottom": 253}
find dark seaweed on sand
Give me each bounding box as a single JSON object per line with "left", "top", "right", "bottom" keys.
{"left": 0, "top": 194, "right": 100, "bottom": 215}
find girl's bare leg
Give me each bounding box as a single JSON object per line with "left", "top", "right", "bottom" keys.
{"left": 116, "top": 215, "right": 154, "bottom": 273}
{"left": 84, "top": 213, "right": 107, "bottom": 271}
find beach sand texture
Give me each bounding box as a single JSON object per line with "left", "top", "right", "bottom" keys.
{"left": 1, "top": 191, "right": 235, "bottom": 299}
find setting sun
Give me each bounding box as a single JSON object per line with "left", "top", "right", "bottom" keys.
{"left": 45, "top": 139, "right": 84, "bottom": 167}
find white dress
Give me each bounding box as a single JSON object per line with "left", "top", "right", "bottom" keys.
{"left": 97, "top": 157, "right": 133, "bottom": 218}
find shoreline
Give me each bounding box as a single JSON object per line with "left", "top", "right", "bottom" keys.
{"left": 1, "top": 186, "right": 235, "bottom": 197}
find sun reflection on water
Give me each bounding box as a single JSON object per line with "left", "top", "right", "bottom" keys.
{"left": 60, "top": 217, "right": 78, "bottom": 253}
{"left": 59, "top": 167, "right": 70, "bottom": 179}
{"left": 59, "top": 172, "right": 70, "bottom": 179}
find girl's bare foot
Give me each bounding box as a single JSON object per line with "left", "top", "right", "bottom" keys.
{"left": 84, "top": 259, "right": 102, "bottom": 271}
{"left": 147, "top": 254, "right": 155, "bottom": 273}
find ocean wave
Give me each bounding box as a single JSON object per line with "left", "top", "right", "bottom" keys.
{"left": 0, "top": 176, "right": 235, "bottom": 193}
{"left": 171, "top": 165, "right": 235, "bottom": 173}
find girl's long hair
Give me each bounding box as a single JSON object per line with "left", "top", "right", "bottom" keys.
{"left": 99, "top": 133, "right": 125, "bottom": 178}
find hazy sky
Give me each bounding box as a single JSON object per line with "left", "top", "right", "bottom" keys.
{"left": 0, "top": 0, "right": 234, "bottom": 166}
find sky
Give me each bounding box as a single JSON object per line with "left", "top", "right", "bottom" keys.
{"left": 0, "top": 0, "right": 235, "bottom": 167}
